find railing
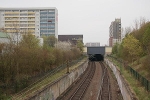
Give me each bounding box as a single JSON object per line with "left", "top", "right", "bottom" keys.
{"left": 108, "top": 55, "right": 150, "bottom": 92}
{"left": 130, "top": 67, "right": 150, "bottom": 91}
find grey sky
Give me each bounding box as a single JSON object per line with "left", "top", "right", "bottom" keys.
{"left": 0, "top": 0, "right": 150, "bottom": 45}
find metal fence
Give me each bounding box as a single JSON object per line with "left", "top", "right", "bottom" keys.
{"left": 129, "top": 67, "right": 150, "bottom": 91}
{"left": 108, "top": 55, "right": 150, "bottom": 92}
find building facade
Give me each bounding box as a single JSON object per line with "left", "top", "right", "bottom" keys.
{"left": 85, "top": 42, "right": 100, "bottom": 47}
{"left": 109, "top": 18, "right": 121, "bottom": 46}
{"left": 0, "top": 7, "right": 58, "bottom": 38}
{"left": 58, "top": 35, "right": 83, "bottom": 45}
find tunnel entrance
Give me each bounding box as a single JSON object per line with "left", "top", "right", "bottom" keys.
{"left": 88, "top": 54, "right": 104, "bottom": 61}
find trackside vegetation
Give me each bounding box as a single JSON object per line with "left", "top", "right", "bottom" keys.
{"left": 0, "top": 34, "right": 84, "bottom": 99}
{"left": 111, "top": 19, "right": 150, "bottom": 99}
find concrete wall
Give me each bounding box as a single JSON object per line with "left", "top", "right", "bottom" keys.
{"left": 105, "top": 47, "right": 112, "bottom": 55}
{"left": 83, "top": 47, "right": 87, "bottom": 53}
{"left": 27, "top": 61, "right": 88, "bottom": 100}
{"left": 105, "top": 59, "right": 135, "bottom": 100}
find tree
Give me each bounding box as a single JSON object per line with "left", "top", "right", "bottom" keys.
{"left": 122, "top": 34, "right": 143, "bottom": 62}
{"left": 44, "top": 36, "right": 57, "bottom": 47}
{"left": 19, "top": 34, "right": 40, "bottom": 49}
{"left": 77, "top": 40, "right": 84, "bottom": 52}
{"left": 112, "top": 43, "right": 119, "bottom": 55}
{"left": 142, "top": 25, "right": 150, "bottom": 55}
{"left": 56, "top": 41, "right": 71, "bottom": 51}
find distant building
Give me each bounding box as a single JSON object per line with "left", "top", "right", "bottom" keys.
{"left": 109, "top": 18, "right": 121, "bottom": 46}
{"left": 58, "top": 35, "right": 83, "bottom": 45}
{"left": 0, "top": 7, "right": 58, "bottom": 38}
{"left": 85, "top": 42, "right": 100, "bottom": 47}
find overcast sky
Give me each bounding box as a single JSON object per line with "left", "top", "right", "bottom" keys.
{"left": 0, "top": 0, "right": 150, "bottom": 45}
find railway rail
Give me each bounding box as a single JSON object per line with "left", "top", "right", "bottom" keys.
{"left": 56, "top": 62, "right": 96, "bottom": 100}
{"left": 69, "top": 62, "right": 96, "bottom": 100}
{"left": 57, "top": 61, "right": 111, "bottom": 100}
{"left": 97, "top": 62, "right": 111, "bottom": 100}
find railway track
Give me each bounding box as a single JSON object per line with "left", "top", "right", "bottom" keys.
{"left": 97, "top": 62, "right": 111, "bottom": 100}
{"left": 69, "top": 62, "right": 96, "bottom": 100}
{"left": 56, "top": 61, "right": 96, "bottom": 100}
{"left": 57, "top": 61, "right": 111, "bottom": 100}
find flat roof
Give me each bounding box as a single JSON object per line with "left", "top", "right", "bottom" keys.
{"left": 0, "top": 7, "right": 57, "bottom": 10}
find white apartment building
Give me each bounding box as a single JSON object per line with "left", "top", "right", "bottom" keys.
{"left": 0, "top": 7, "right": 58, "bottom": 38}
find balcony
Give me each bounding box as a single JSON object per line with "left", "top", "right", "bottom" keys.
{"left": 28, "top": 30, "right": 35, "bottom": 32}
{"left": 6, "top": 30, "right": 19, "bottom": 33}
{"left": 5, "top": 12, "right": 20, "bottom": 14}
{"left": 28, "top": 19, "right": 35, "bottom": 21}
{"left": 4, "top": 15, "right": 20, "bottom": 17}
{"left": 28, "top": 12, "right": 35, "bottom": 14}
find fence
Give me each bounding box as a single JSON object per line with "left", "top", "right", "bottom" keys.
{"left": 130, "top": 67, "right": 150, "bottom": 91}
{"left": 108, "top": 55, "right": 150, "bottom": 92}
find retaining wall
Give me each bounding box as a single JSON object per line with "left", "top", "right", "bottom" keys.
{"left": 105, "top": 59, "right": 136, "bottom": 100}
{"left": 27, "top": 61, "right": 88, "bottom": 100}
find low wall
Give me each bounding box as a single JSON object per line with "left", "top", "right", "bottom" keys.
{"left": 27, "top": 61, "right": 88, "bottom": 100}
{"left": 105, "top": 59, "right": 135, "bottom": 100}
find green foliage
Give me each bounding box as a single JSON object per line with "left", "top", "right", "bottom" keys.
{"left": 0, "top": 34, "right": 82, "bottom": 97}
{"left": 43, "top": 36, "right": 57, "bottom": 47}
{"left": 112, "top": 43, "right": 119, "bottom": 54}
{"left": 112, "top": 21, "right": 150, "bottom": 62}
{"left": 122, "top": 34, "right": 143, "bottom": 59}
{"left": 19, "top": 34, "right": 40, "bottom": 49}
{"left": 142, "top": 26, "right": 150, "bottom": 55}
{"left": 76, "top": 40, "right": 84, "bottom": 52}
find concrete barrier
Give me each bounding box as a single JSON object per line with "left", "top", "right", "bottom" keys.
{"left": 105, "top": 59, "right": 136, "bottom": 100}
{"left": 27, "top": 61, "right": 88, "bottom": 100}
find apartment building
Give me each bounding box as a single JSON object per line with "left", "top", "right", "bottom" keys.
{"left": 109, "top": 18, "right": 121, "bottom": 46}
{"left": 0, "top": 7, "right": 58, "bottom": 38}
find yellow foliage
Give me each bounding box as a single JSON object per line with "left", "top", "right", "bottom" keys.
{"left": 122, "top": 34, "right": 143, "bottom": 57}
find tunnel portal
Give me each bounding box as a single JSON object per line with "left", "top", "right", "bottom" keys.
{"left": 89, "top": 54, "right": 104, "bottom": 61}
{"left": 87, "top": 47, "right": 105, "bottom": 61}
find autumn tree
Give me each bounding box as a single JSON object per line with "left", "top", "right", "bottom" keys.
{"left": 122, "top": 34, "right": 143, "bottom": 62}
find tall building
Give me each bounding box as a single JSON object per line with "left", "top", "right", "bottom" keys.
{"left": 0, "top": 7, "right": 58, "bottom": 38}
{"left": 109, "top": 18, "right": 121, "bottom": 46}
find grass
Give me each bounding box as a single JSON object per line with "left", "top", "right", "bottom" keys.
{"left": 107, "top": 56, "right": 150, "bottom": 100}
{"left": 12, "top": 57, "right": 87, "bottom": 100}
